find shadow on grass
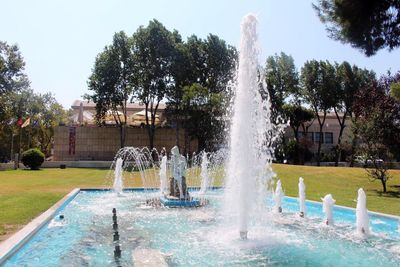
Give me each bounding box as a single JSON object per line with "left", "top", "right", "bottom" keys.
{"left": 21, "top": 169, "right": 44, "bottom": 171}
{"left": 369, "top": 189, "right": 400, "bottom": 198}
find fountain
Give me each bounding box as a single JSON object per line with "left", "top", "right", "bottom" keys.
{"left": 159, "top": 155, "right": 168, "bottom": 195}
{"left": 199, "top": 152, "right": 209, "bottom": 195}
{"left": 224, "top": 14, "right": 282, "bottom": 240}
{"left": 159, "top": 146, "right": 207, "bottom": 207}
{"left": 113, "top": 158, "right": 123, "bottom": 194}
{"left": 322, "top": 194, "right": 336, "bottom": 225}
{"left": 274, "top": 180, "right": 284, "bottom": 213}
{"left": 356, "top": 188, "right": 370, "bottom": 235}
{"left": 298, "top": 177, "right": 306, "bottom": 217}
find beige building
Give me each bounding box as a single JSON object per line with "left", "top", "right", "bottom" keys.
{"left": 284, "top": 112, "right": 353, "bottom": 157}
{"left": 53, "top": 100, "right": 197, "bottom": 161}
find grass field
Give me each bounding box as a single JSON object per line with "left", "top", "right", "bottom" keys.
{"left": 0, "top": 165, "right": 399, "bottom": 241}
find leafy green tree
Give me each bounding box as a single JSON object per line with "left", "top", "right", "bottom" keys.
{"left": 301, "top": 60, "right": 337, "bottom": 166}
{"left": 283, "top": 104, "right": 315, "bottom": 164}
{"left": 183, "top": 35, "right": 237, "bottom": 151}
{"left": 333, "top": 62, "right": 375, "bottom": 166}
{"left": 0, "top": 41, "right": 29, "bottom": 95}
{"left": 353, "top": 78, "right": 400, "bottom": 192}
{"left": 87, "top": 31, "right": 134, "bottom": 147}
{"left": 313, "top": 0, "right": 400, "bottom": 56}
{"left": 131, "top": 20, "right": 176, "bottom": 150}
{"left": 390, "top": 81, "right": 400, "bottom": 101}
{"left": 265, "top": 52, "right": 300, "bottom": 120}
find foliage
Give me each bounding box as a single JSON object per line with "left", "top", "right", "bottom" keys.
{"left": 265, "top": 52, "right": 299, "bottom": 121}
{"left": 282, "top": 104, "right": 314, "bottom": 164}
{"left": 333, "top": 62, "right": 375, "bottom": 165}
{"left": 314, "top": 0, "right": 400, "bottom": 56}
{"left": 390, "top": 81, "right": 400, "bottom": 101}
{"left": 86, "top": 31, "right": 134, "bottom": 147}
{"left": 353, "top": 75, "right": 400, "bottom": 192}
{"left": 0, "top": 41, "right": 30, "bottom": 95}
{"left": 131, "top": 20, "right": 176, "bottom": 149}
{"left": 301, "top": 60, "right": 337, "bottom": 165}
{"left": 21, "top": 148, "right": 45, "bottom": 170}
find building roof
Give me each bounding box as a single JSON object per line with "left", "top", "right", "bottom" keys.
{"left": 71, "top": 100, "right": 167, "bottom": 110}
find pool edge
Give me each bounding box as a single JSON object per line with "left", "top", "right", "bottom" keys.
{"left": 0, "top": 188, "right": 80, "bottom": 265}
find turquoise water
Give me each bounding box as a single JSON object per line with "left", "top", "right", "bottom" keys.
{"left": 3, "top": 190, "right": 400, "bottom": 266}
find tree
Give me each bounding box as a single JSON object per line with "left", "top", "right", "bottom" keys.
{"left": 265, "top": 52, "right": 300, "bottom": 120}
{"left": 0, "top": 41, "right": 29, "bottom": 95}
{"left": 301, "top": 60, "right": 337, "bottom": 166}
{"left": 353, "top": 78, "right": 400, "bottom": 192}
{"left": 131, "top": 20, "right": 175, "bottom": 150}
{"left": 182, "top": 34, "right": 237, "bottom": 151}
{"left": 283, "top": 104, "right": 315, "bottom": 164}
{"left": 314, "top": 0, "right": 400, "bottom": 56}
{"left": 333, "top": 62, "right": 375, "bottom": 166}
{"left": 87, "top": 31, "right": 134, "bottom": 148}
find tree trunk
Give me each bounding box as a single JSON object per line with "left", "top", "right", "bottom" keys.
{"left": 381, "top": 179, "right": 387, "bottom": 193}
{"left": 334, "top": 125, "right": 345, "bottom": 166}
{"left": 119, "top": 124, "right": 126, "bottom": 148}
{"left": 317, "top": 125, "right": 323, "bottom": 166}
{"left": 349, "top": 120, "right": 358, "bottom": 167}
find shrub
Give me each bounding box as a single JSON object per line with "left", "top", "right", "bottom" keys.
{"left": 21, "top": 148, "right": 45, "bottom": 170}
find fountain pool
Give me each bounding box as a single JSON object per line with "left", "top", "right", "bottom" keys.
{"left": 2, "top": 189, "right": 399, "bottom": 266}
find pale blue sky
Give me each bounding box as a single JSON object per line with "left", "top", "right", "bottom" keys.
{"left": 2, "top": 0, "right": 400, "bottom": 108}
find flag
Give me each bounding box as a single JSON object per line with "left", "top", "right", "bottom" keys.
{"left": 21, "top": 117, "right": 30, "bottom": 128}
{"left": 16, "top": 118, "right": 23, "bottom": 127}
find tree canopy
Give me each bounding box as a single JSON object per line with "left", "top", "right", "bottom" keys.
{"left": 314, "top": 0, "right": 400, "bottom": 56}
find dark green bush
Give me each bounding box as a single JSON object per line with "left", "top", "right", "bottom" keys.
{"left": 21, "top": 148, "right": 45, "bottom": 170}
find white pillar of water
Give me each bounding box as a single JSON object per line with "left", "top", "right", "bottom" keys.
{"left": 199, "top": 152, "right": 209, "bottom": 195}
{"left": 322, "top": 194, "right": 335, "bottom": 225}
{"left": 356, "top": 188, "right": 370, "bottom": 235}
{"left": 298, "top": 177, "right": 306, "bottom": 217}
{"left": 159, "top": 155, "right": 167, "bottom": 195}
{"left": 224, "top": 14, "right": 272, "bottom": 240}
{"left": 274, "top": 180, "right": 284, "bottom": 213}
{"left": 113, "top": 158, "right": 124, "bottom": 194}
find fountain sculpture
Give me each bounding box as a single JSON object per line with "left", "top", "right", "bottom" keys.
{"left": 159, "top": 146, "right": 207, "bottom": 207}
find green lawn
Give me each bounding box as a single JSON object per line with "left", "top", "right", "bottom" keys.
{"left": 0, "top": 165, "right": 399, "bottom": 241}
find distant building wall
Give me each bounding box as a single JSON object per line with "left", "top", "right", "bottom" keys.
{"left": 284, "top": 114, "right": 353, "bottom": 155}
{"left": 53, "top": 126, "right": 198, "bottom": 161}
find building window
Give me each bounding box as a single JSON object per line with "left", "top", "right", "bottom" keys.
{"left": 314, "top": 132, "right": 323, "bottom": 144}
{"left": 325, "top": 132, "right": 333, "bottom": 144}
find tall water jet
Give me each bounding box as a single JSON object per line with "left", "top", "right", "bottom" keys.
{"left": 199, "top": 152, "right": 209, "bottom": 195}
{"left": 322, "top": 194, "right": 335, "bottom": 225}
{"left": 224, "top": 14, "right": 278, "bottom": 240}
{"left": 298, "top": 177, "right": 306, "bottom": 217}
{"left": 159, "top": 155, "right": 168, "bottom": 195}
{"left": 356, "top": 188, "right": 370, "bottom": 235}
{"left": 113, "top": 158, "right": 124, "bottom": 194}
{"left": 274, "top": 180, "right": 284, "bottom": 213}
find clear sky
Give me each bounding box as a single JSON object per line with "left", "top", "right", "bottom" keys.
{"left": 2, "top": 0, "right": 400, "bottom": 108}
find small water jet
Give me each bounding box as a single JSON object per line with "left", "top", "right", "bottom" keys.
{"left": 298, "top": 177, "right": 306, "bottom": 217}
{"left": 113, "top": 158, "right": 124, "bottom": 194}
{"left": 199, "top": 152, "right": 209, "bottom": 195}
{"left": 274, "top": 180, "right": 284, "bottom": 213}
{"left": 322, "top": 194, "right": 335, "bottom": 225}
{"left": 356, "top": 188, "right": 370, "bottom": 235}
{"left": 159, "top": 155, "right": 168, "bottom": 195}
